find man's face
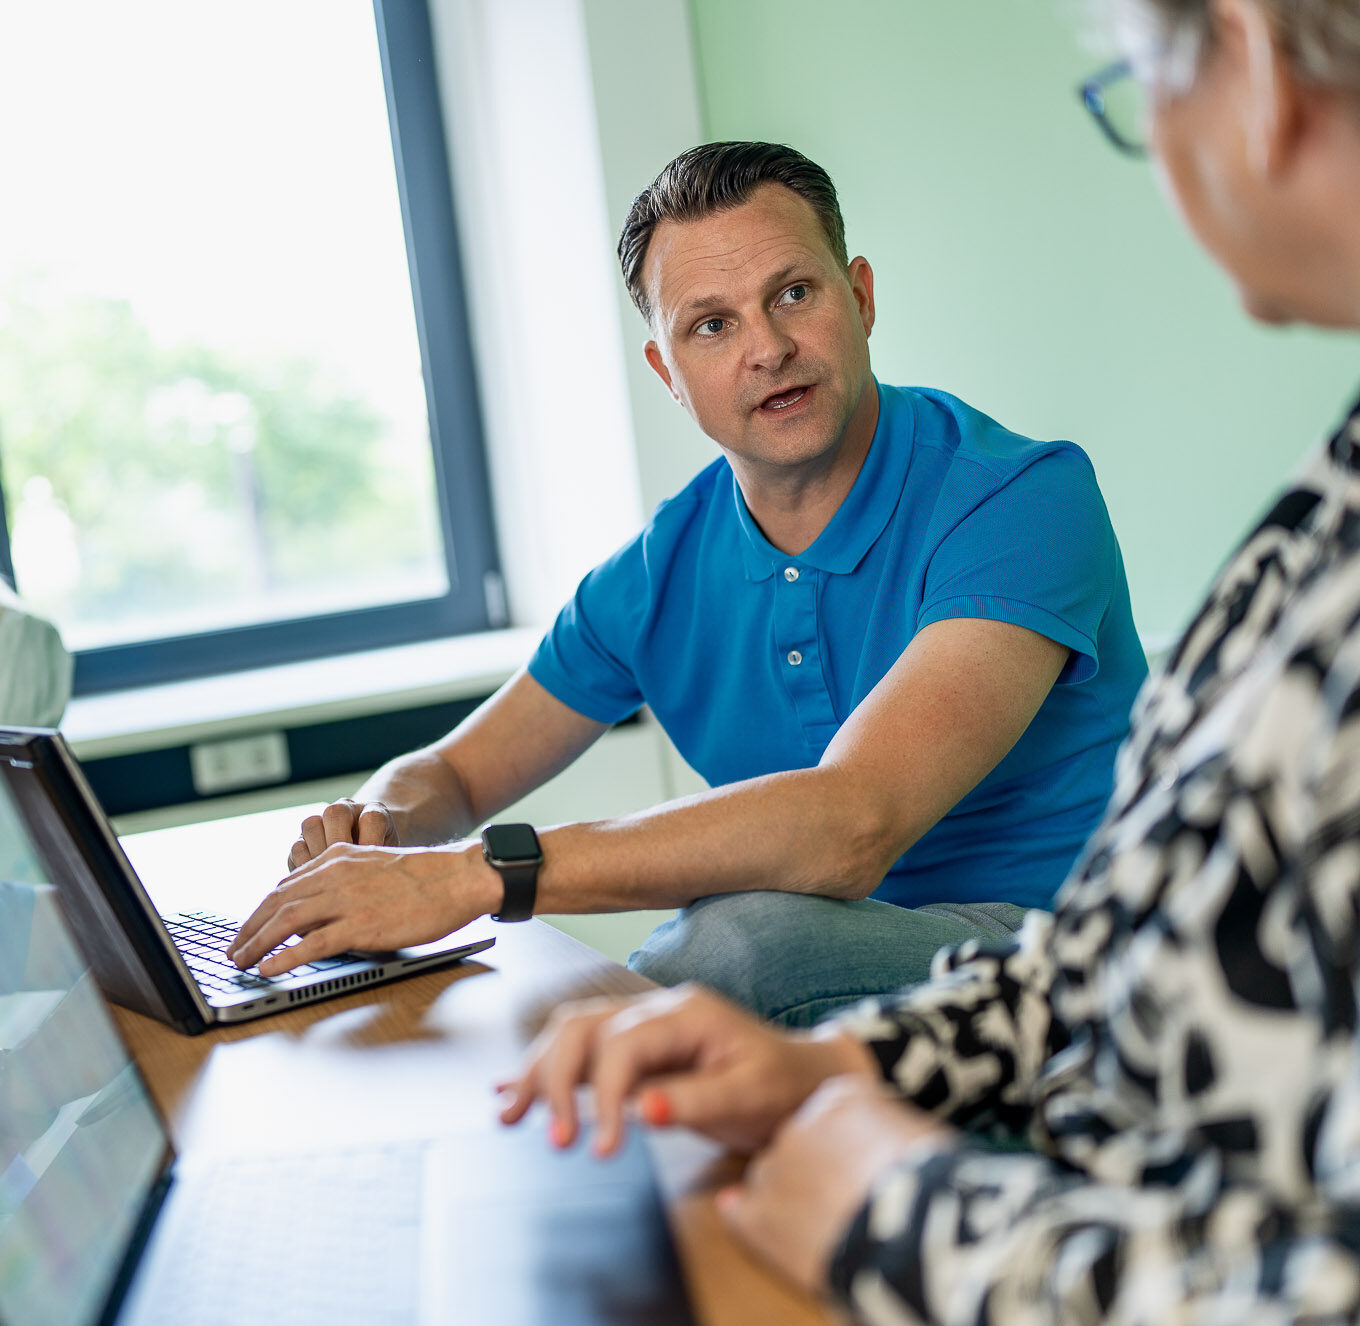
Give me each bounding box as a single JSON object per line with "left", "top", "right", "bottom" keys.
{"left": 641, "top": 183, "right": 876, "bottom": 476}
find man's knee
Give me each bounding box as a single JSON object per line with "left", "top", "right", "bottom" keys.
{"left": 625, "top": 892, "right": 805, "bottom": 995}
{"left": 626, "top": 890, "right": 1024, "bottom": 1023}
{"left": 627, "top": 891, "right": 824, "bottom": 1004}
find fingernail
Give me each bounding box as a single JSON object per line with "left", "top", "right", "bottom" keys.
{"left": 714, "top": 1185, "right": 740, "bottom": 1213}
{"left": 548, "top": 1118, "right": 571, "bottom": 1149}
{"left": 639, "top": 1088, "right": 673, "bottom": 1128}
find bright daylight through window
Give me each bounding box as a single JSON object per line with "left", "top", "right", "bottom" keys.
{"left": 0, "top": 0, "right": 497, "bottom": 691}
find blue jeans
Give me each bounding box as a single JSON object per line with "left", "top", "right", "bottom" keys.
{"left": 627, "top": 891, "right": 1028, "bottom": 1027}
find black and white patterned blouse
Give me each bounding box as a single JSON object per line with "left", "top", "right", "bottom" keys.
{"left": 828, "top": 393, "right": 1360, "bottom": 1324}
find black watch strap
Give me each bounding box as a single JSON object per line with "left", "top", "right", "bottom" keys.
{"left": 482, "top": 823, "right": 542, "bottom": 923}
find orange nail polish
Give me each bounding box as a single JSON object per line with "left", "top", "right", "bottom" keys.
{"left": 548, "top": 1117, "right": 571, "bottom": 1149}
{"left": 639, "top": 1088, "right": 673, "bottom": 1128}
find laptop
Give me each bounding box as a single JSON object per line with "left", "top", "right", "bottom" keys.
{"left": 0, "top": 726, "right": 495, "bottom": 1034}
{"left": 0, "top": 845, "right": 696, "bottom": 1324}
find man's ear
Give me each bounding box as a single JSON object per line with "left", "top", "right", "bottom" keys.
{"left": 847, "top": 256, "right": 876, "bottom": 339}
{"left": 645, "top": 340, "right": 680, "bottom": 401}
{"left": 1222, "top": 0, "right": 1302, "bottom": 177}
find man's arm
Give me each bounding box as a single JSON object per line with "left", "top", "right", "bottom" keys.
{"left": 528, "top": 615, "right": 1068, "bottom": 909}
{"left": 231, "top": 616, "right": 1065, "bottom": 973}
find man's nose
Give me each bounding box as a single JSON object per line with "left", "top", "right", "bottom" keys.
{"left": 743, "top": 315, "right": 794, "bottom": 372}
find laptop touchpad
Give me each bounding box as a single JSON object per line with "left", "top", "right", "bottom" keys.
{"left": 424, "top": 1122, "right": 694, "bottom": 1326}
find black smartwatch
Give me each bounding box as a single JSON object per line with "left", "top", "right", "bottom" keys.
{"left": 481, "top": 822, "right": 543, "bottom": 922}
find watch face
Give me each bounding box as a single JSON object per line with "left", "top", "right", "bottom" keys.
{"left": 483, "top": 822, "right": 541, "bottom": 864}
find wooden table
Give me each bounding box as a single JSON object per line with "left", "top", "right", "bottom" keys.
{"left": 112, "top": 808, "right": 836, "bottom": 1326}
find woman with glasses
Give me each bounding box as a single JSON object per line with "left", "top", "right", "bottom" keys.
{"left": 500, "top": 0, "right": 1360, "bottom": 1319}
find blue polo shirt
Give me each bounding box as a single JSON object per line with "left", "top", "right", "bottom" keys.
{"left": 529, "top": 382, "right": 1147, "bottom": 909}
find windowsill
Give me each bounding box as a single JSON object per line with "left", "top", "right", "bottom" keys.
{"left": 64, "top": 627, "right": 541, "bottom": 760}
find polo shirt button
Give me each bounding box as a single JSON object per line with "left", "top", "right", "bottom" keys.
{"left": 783, "top": 566, "right": 799, "bottom": 582}
{"left": 787, "top": 649, "right": 803, "bottom": 666}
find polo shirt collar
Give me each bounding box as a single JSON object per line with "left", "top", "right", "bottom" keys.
{"left": 735, "top": 380, "right": 913, "bottom": 581}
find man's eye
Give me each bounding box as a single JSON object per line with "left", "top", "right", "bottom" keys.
{"left": 780, "top": 284, "right": 809, "bottom": 305}
{"left": 696, "top": 318, "right": 725, "bottom": 336}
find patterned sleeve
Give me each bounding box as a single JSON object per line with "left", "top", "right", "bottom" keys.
{"left": 827, "top": 1147, "right": 1360, "bottom": 1325}
{"left": 822, "top": 625, "right": 1360, "bottom": 1323}
{"left": 830, "top": 909, "right": 1066, "bottom": 1136}
{"left": 828, "top": 944, "right": 1360, "bottom": 1326}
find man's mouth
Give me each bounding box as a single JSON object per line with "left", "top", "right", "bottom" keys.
{"left": 758, "top": 386, "right": 810, "bottom": 412}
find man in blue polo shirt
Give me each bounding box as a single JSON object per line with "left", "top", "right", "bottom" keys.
{"left": 229, "top": 142, "right": 1148, "bottom": 1026}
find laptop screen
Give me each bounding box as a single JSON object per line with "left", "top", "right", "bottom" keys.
{"left": 0, "top": 773, "right": 171, "bottom": 1326}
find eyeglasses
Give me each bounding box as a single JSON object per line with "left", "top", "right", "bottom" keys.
{"left": 1078, "top": 60, "right": 1148, "bottom": 158}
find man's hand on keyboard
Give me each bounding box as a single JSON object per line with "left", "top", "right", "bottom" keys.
{"left": 228, "top": 839, "right": 501, "bottom": 977}
{"left": 287, "top": 798, "right": 398, "bottom": 871}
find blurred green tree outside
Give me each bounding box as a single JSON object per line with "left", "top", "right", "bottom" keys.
{"left": 0, "top": 272, "right": 445, "bottom": 649}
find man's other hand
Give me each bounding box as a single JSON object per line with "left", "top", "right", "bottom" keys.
{"left": 287, "top": 798, "right": 397, "bottom": 871}
{"left": 496, "top": 984, "right": 877, "bottom": 1157}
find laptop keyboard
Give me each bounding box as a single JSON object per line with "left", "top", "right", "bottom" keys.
{"left": 125, "top": 1141, "right": 425, "bottom": 1325}
{"left": 161, "top": 910, "right": 356, "bottom": 995}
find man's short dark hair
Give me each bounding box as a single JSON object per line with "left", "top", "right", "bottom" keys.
{"left": 617, "top": 141, "right": 849, "bottom": 325}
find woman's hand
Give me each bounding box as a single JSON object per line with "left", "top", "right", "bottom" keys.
{"left": 498, "top": 983, "right": 878, "bottom": 1156}
{"left": 718, "top": 1075, "right": 956, "bottom": 1296}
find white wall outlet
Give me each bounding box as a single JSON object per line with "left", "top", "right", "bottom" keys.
{"left": 189, "top": 732, "right": 291, "bottom": 797}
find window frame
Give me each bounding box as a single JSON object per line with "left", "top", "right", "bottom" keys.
{"left": 0, "top": 0, "right": 502, "bottom": 695}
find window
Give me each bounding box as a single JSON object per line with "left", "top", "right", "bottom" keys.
{"left": 0, "top": 0, "right": 500, "bottom": 693}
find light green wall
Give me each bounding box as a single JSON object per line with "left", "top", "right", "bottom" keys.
{"left": 689, "top": 0, "right": 1360, "bottom": 644}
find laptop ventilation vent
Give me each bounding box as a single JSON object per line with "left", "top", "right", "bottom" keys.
{"left": 288, "top": 968, "right": 384, "bottom": 1004}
